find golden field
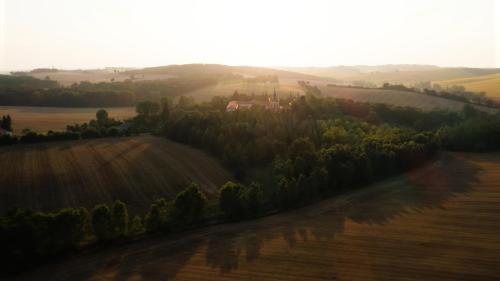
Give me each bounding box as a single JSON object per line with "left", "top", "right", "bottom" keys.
{"left": 437, "top": 73, "right": 500, "bottom": 99}
{"left": 13, "top": 152, "right": 500, "bottom": 281}
{"left": 0, "top": 136, "right": 232, "bottom": 215}
{"left": 0, "top": 106, "right": 136, "bottom": 134}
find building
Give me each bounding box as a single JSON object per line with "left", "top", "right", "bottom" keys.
{"left": 226, "top": 89, "right": 282, "bottom": 112}
{"left": 226, "top": 100, "right": 239, "bottom": 112}
{"left": 266, "top": 88, "right": 281, "bottom": 112}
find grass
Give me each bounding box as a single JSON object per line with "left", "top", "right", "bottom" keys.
{"left": 437, "top": 73, "right": 500, "bottom": 99}
{"left": 319, "top": 85, "right": 499, "bottom": 113}
{"left": 0, "top": 106, "right": 136, "bottom": 134}
{"left": 12, "top": 152, "right": 500, "bottom": 280}
{"left": 0, "top": 135, "right": 233, "bottom": 215}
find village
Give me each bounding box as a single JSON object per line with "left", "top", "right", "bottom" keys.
{"left": 225, "top": 89, "right": 301, "bottom": 112}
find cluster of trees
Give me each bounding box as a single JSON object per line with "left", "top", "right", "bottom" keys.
{"left": 0, "top": 75, "right": 217, "bottom": 107}
{"left": 0, "top": 74, "right": 59, "bottom": 89}
{"left": 438, "top": 107, "right": 500, "bottom": 151}
{"left": 298, "top": 80, "right": 321, "bottom": 96}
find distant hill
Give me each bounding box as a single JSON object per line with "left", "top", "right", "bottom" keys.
{"left": 23, "top": 64, "right": 327, "bottom": 86}
{"left": 437, "top": 73, "right": 500, "bottom": 99}
{"left": 283, "top": 65, "right": 500, "bottom": 85}
{"left": 131, "top": 64, "right": 324, "bottom": 80}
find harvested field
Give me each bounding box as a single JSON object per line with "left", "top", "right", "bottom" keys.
{"left": 0, "top": 136, "right": 232, "bottom": 214}
{"left": 12, "top": 152, "right": 500, "bottom": 281}
{"left": 0, "top": 106, "right": 136, "bottom": 135}
{"left": 319, "top": 85, "right": 498, "bottom": 113}
{"left": 438, "top": 73, "right": 500, "bottom": 99}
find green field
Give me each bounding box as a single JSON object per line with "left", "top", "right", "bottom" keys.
{"left": 12, "top": 152, "right": 500, "bottom": 281}
{"left": 438, "top": 73, "right": 500, "bottom": 99}
{"left": 0, "top": 136, "right": 233, "bottom": 214}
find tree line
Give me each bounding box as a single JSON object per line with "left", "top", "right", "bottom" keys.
{"left": 0, "top": 181, "right": 264, "bottom": 274}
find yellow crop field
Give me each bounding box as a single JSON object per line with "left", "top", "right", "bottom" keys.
{"left": 0, "top": 106, "right": 136, "bottom": 135}
{"left": 13, "top": 152, "right": 500, "bottom": 281}
{"left": 437, "top": 73, "right": 500, "bottom": 99}
{"left": 0, "top": 136, "right": 233, "bottom": 215}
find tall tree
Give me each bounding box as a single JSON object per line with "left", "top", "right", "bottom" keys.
{"left": 96, "top": 109, "right": 109, "bottom": 127}
{"left": 91, "top": 204, "right": 113, "bottom": 241}
{"left": 111, "top": 200, "right": 128, "bottom": 238}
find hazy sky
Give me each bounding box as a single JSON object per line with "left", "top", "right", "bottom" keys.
{"left": 1, "top": 0, "right": 499, "bottom": 70}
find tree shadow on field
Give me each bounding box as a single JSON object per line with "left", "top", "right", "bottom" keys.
{"left": 201, "top": 152, "right": 484, "bottom": 274}
{"left": 11, "top": 153, "right": 487, "bottom": 280}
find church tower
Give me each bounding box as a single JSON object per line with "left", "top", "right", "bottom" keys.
{"left": 268, "top": 88, "right": 280, "bottom": 111}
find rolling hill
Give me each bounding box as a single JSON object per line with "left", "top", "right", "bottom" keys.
{"left": 284, "top": 65, "right": 500, "bottom": 85}
{"left": 0, "top": 135, "right": 233, "bottom": 215}
{"left": 318, "top": 85, "right": 498, "bottom": 113}
{"left": 12, "top": 152, "right": 500, "bottom": 281}
{"left": 437, "top": 73, "right": 500, "bottom": 99}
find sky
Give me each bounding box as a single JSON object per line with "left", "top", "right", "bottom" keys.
{"left": 0, "top": 0, "right": 499, "bottom": 70}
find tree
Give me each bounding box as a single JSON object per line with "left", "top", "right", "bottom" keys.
{"left": 242, "top": 182, "right": 262, "bottom": 216}
{"left": 144, "top": 203, "right": 162, "bottom": 233}
{"left": 46, "top": 208, "right": 88, "bottom": 253}
{"left": 111, "top": 200, "right": 128, "bottom": 238}
{"left": 96, "top": 109, "right": 109, "bottom": 127}
{"left": 289, "top": 137, "right": 317, "bottom": 176}
{"left": 91, "top": 204, "right": 113, "bottom": 241}
{"left": 160, "top": 97, "right": 170, "bottom": 121}
{"left": 136, "top": 101, "right": 160, "bottom": 117}
{"left": 173, "top": 183, "right": 207, "bottom": 225}
{"left": 219, "top": 181, "right": 246, "bottom": 220}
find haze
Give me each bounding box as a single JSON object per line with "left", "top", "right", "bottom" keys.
{"left": 1, "top": 0, "right": 499, "bottom": 70}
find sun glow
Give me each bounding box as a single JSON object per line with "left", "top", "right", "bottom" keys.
{"left": 1, "top": 0, "right": 498, "bottom": 70}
